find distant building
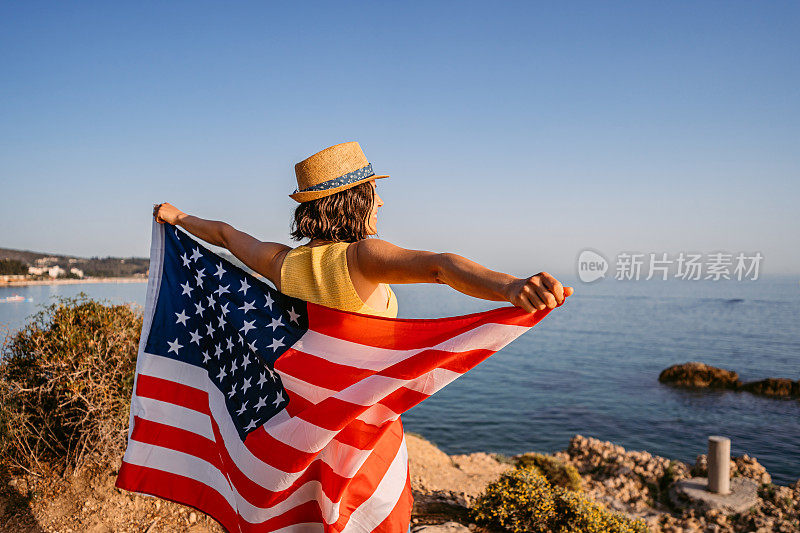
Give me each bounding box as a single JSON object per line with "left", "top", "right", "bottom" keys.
{"left": 48, "top": 265, "right": 66, "bottom": 278}
{"left": 35, "top": 256, "right": 59, "bottom": 267}
{"left": 28, "top": 266, "right": 46, "bottom": 275}
{"left": 70, "top": 267, "right": 84, "bottom": 278}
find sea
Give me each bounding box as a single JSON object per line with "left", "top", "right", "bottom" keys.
{"left": 1, "top": 276, "right": 798, "bottom": 485}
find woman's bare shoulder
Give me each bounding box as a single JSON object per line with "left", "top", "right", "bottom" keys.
{"left": 348, "top": 238, "right": 440, "bottom": 284}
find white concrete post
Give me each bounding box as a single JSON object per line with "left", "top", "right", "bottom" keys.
{"left": 708, "top": 435, "right": 730, "bottom": 495}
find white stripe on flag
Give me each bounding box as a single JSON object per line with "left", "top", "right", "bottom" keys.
{"left": 135, "top": 396, "right": 215, "bottom": 440}
{"left": 292, "top": 322, "right": 529, "bottom": 369}
{"left": 133, "top": 352, "right": 384, "bottom": 486}
{"left": 341, "top": 434, "right": 409, "bottom": 533}
{"left": 280, "top": 372, "right": 403, "bottom": 426}
{"left": 122, "top": 440, "right": 344, "bottom": 525}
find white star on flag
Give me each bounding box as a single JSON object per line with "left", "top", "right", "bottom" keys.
{"left": 214, "top": 262, "right": 226, "bottom": 280}
{"left": 268, "top": 337, "right": 284, "bottom": 352}
{"left": 180, "top": 281, "right": 193, "bottom": 296}
{"left": 254, "top": 395, "right": 267, "bottom": 411}
{"left": 268, "top": 316, "right": 283, "bottom": 331}
{"left": 175, "top": 310, "right": 189, "bottom": 326}
{"left": 272, "top": 390, "right": 284, "bottom": 408}
{"left": 240, "top": 319, "right": 256, "bottom": 335}
{"left": 239, "top": 278, "right": 250, "bottom": 295}
{"left": 167, "top": 338, "right": 183, "bottom": 355}
{"left": 215, "top": 284, "right": 230, "bottom": 297}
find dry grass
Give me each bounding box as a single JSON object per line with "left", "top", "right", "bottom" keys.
{"left": 0, "top": 292, "right": 142, "bottom": 475}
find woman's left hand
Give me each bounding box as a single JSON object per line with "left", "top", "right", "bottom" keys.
{"left": 153, "top": 202, "right": 184, "bottom": 225}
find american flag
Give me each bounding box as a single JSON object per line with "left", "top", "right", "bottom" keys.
{"left": 115, "top": 219, "right": 556, "bottom": 532}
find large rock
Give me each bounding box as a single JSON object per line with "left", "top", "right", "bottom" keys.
{"left": 406, "top": 433, "right": 512, "bottom": 510}
{"left": 658, "top": 362, "right": 741, "bottom": 389}
{"left": 740, "top": 378, "right": 800, "bottom": 398}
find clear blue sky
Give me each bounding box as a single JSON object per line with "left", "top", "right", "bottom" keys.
{"left": 2, "top": 1, "right": 798, "bottom": 276}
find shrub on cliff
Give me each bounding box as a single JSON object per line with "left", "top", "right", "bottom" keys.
{"left": 0, "top": 293, "right": 141, "bottom": 474}
{"left": 471, "top": 464, "right": 649, "bottom": 533}
{"left": 515, "top": 452, "right": 582, "bottom": 492}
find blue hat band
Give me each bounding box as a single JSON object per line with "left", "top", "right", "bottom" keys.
{"left": 296, "top": 163, "right": 375, "bottom": 193}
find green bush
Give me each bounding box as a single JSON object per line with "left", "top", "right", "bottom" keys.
{"left": 0, "top": 293, "right": 142, "bottom": 474}
{"left": 471, "top": 464, "right": 650, "bottom": 533}
{"left": 471, "top": 464, "right": 557, "bottom": 531}
{"left": 515, "top": 452, "right": 583, "bottom": 492}
{"left": 551, "top": 489, "right": 649, "bottom": 533}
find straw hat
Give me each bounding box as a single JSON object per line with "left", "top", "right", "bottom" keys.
{"left": 290, "top": 141, "right": 389, "bottom": 203}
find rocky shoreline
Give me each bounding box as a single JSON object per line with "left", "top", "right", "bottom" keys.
{"left": 2, "top": 432, "right": 797, "bottom": 532}
{"left": 408, "top": 433, "right": 799, "bottom": 533}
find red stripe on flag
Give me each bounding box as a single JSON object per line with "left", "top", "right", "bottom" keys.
{"left": 209, "top": 416, "right": 352, "bottom": 508}
{"left": 379, "top": 347, "right": 497, "bottom": 378}
{"left": 307, "top": 303, "right": 550, "bottom": 350}
{"left": 130, "top": 416, "right": 222, "bottom": 470}
{"left": 278, "top": 345, "right": 497, "bottom": 392}
{"left": 126, "top": 413, "right": 404, "bottom": 522}
{"left": 276, "top": 348, "right": 373, "bottom": 390}
{"left": 115, "top": 462, "right": 237, "bottom": 533}
{"left": 136, "top": 374, "right": 210, "bottom": 414}
{"left": 244, "top": 500, "right": 325, "bottom": 532}
{"left": 371, "top": 460, "right": 414, "bottom": 533}
{"left": 329, "top": 418, "right": 407, "bottom": 531}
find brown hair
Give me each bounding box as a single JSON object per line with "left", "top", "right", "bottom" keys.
{"left": 290, "top": 180, "right": 375, "bottom": 242}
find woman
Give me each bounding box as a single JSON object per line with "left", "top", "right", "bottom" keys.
{"left": 153, "top": 141, "right": 572, "bottom": 530}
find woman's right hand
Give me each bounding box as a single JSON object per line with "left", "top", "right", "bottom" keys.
{"left": 505, "top": 272, "right": 573, "bottom": 313}
{"left": 153, "top": 202, "right": 184, "bottom": 225}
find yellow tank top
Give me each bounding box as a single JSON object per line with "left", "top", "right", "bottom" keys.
{"left": 279, "top": 241, "right": 398, "bottom": 318}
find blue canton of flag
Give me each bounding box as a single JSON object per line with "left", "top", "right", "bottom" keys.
{"left": 143, "top": 223, "right": 309, "bottom": 440}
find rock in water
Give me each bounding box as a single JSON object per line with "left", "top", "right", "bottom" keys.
{"left": 658, "top": 361, "right": 741, "bottom": 389}
{"left": 740, "top": 377, "right": 800, "bottom": 398}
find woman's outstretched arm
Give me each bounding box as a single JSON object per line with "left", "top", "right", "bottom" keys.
{"left": 153, "top": 203, "right": 289, "bottom": 286}
{"left": 351, "top": 239, "right": 573, "bottom": 313}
